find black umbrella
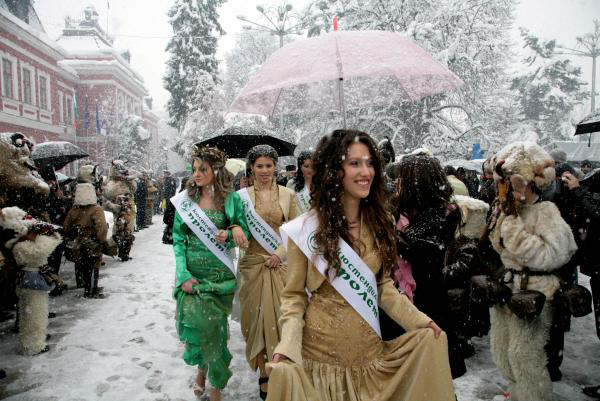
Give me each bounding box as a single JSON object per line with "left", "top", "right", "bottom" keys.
{"left": 32, "top": 141, "right": 88, "bottom": 170}
{"left": 195, "top": 126, "right": 296, "bottom": 158}
{"left": 575, "top": 109, "right": 600, "bottom": 135}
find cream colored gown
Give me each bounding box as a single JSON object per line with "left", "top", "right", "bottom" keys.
{"left": 238, "top": 182, "right": 298, "bottom": 370}
{"left": 266, "top": 225, "right": 456, "bottom": 401}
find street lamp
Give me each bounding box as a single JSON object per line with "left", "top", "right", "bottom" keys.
{"left": 237, "top": 2, "right": 303, "bottom": 48}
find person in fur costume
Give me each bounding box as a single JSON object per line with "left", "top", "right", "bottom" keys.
{"left": 488, "top": 141, "right": 577, "bottom": 401}
{"left": 0, "top": 206, "right": 62, "bottom": 355}
{"left": 63, "top": 183, "right": 108, "bottom": 298}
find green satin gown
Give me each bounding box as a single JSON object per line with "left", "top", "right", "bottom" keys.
{"left": 172, "top": 191, "right": 248, "bottom": 390}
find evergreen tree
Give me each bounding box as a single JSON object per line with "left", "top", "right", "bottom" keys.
{"left": 511, "top": 28, "right": 588, "bottom": 144}
{"left": 164, "top": 0, "right": 225, "bottom": 132}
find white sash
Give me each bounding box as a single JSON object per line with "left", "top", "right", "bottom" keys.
{"left": 295, "top": 185, "right": 311, "bottom": 214}
{"left": 171, "top": 191, "right": 235, "bottom": 275}
{"left": 237, "top": 188, "right": 282, "bottom": 255}
{"left": 280, "top": 211, "right": 381, "bottom": 338}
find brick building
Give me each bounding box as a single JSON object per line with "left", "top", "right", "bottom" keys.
{"left": 0, "top": 2, "right": 159, "bottom": 170}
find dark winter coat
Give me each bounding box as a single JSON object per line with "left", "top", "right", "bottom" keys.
{"left": 163, "top": 176, "right": 177, "bottom": 201}
{"left": 478, "top": 178, "right": 496, "bottom": 205}
{"left": 394, "top": 205, "right": 466, "bottom": 379}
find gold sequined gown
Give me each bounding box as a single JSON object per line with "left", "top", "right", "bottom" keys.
{"left": 239, "top": 183, "right": 298, "bottom": 370}
{"left": 266, "top": 225, "right": 456, "bottom": 401}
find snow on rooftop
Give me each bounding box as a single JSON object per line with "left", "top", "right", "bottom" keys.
{"left": 0, "top": 5, "right": 67, "bottom": 57}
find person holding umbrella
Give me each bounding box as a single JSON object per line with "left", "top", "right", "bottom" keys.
{"left": 171, "top": 146, "right": 249, "bottom": 401}
{"left": 267, "top": 130, "right": 454, "bottom": 401}
{"left": 237, "top": 144, "right": 298, "bottom": 400}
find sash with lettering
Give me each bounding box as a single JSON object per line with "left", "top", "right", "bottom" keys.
{"left": 280, "top": 211, "right": 381, "bottom": 338}
{"left": 237, "top": 188, "right": 282, "bottom": 255}
{"left": 171, "top": 191, "right": 235, "bottom": 275}
{"left": 295, "top": 186, "right": 311, "bottom": 214}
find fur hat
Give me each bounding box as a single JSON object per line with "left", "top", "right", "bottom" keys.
{"left": 0, "top": 206, "right": 34, "bottom": 248}
{"left": 74, "top": 183, "right": 98, "bottom": 206}
{"left": 492, "top": 141, "right": 555, "bottom": 191}
{"left": 78, "top": 164, "right": 99, "bottom": 184}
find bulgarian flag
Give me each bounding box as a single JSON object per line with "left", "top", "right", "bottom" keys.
{"left": 73, "top": 95, "right": 80, "bottom": 130}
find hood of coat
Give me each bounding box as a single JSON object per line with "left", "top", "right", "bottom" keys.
{"left": 74, "top": 183, "right": 97, "bottom": 206}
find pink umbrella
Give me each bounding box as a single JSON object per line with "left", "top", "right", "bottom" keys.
{"left": 229, "top": 30, "right": 463, "bottom": 127}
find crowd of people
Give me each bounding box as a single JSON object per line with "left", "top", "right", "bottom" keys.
{"left": 0, "top": 131, "right": 178, "bottom": 371}
{"left": 170, "top": 130, "right": 599, "bottom": 401}
{"left": 1, "top": 128, "right": 599, "bottom": 401}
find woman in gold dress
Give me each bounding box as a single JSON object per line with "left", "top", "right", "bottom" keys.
{"left": 268, "top": 130, "right": 456, "bottom": 401}
{"left": 237, "top": 145, "right": 298, "bottom": 399}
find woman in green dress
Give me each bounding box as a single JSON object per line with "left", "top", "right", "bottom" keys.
{"left": 172, "top": 146, "right": 249, "bottom": 401}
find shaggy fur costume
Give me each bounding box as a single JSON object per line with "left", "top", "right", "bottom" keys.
{"left": 73, "top": 183, "right": 97, "bottom": 206}
{"left": 12, "top": 232, "right": 61, "bottom": 356}
{"left": 489, "top": 143, "right": 577, "bottom": 401}
{"left": 0, "top": 133, "right": 49, "bottom": 196}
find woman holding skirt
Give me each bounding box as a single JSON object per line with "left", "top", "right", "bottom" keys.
{"left": 237, "top": 144, "right": 298, "bottom": 399}
{"left": 172, "top": 146, "right": 249, "bottom": 401}
{"left": 268, "top": 130, "right": 455, "bottom": 401}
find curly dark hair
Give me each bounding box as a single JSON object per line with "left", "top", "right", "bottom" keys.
{"left": 393, "top": 154, "right": 454, "bottom": 220}
{"left": 186, "top": 146, "right": 233, "bottom": 210}
{"left": 311, "top": 129, "right": 397, "bottom": 275}
{"left": 294, "top": 150, "right": 313, "bottom": 192}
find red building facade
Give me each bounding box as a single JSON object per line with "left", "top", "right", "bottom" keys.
{"left": 0, "top": 4, "right": 157, "bottom": 169}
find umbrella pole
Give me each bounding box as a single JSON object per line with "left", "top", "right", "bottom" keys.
{"left": 338, "top": 77, "right": 347, "bottom": 129}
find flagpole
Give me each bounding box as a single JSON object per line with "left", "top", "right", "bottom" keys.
{"left": 106, "top": 1, "right": 109, "bottom": 36}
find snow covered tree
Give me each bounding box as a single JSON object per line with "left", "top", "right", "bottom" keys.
{"left": 300, "top": 0, "right": 518, "bottom": 159}
{"left": 175, "top": 71, "right": 226, "bottom": 158}
{"left": 164, "top": 0, "right": 225, "bottom": 132}
{"left": 511, "top": 28, "right": 588, "bottom": 144}
{"left": 118, "top": 115, "right": 151, "bottom": 170}
{"left": 223, "top": 30, "right": 281, "bottom": 106}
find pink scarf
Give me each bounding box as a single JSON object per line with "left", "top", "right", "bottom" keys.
{"left": 393, "top": 213, "right": 416, "bottom": 302}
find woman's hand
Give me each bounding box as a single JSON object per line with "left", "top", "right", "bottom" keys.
{"left": 265, "top": 254, "right": 281, "bottom": 269}
{"left": 232, "top": 226, "right": 248, "bottom": 249}
{"left": 182, "top": 278, "right": 198, "bottom": 294}
{"left": 272, "top": 353, "right": 288, "bottom": 363}
{"left": 427, "top": 321, "right": 443, "bottom": 339}
{"left": 216, "top": 230, "right": 228, "bottom": 244}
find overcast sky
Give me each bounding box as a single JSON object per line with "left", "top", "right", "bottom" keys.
{"left": 35, "top": 0, "right": 599, "bottom": 117}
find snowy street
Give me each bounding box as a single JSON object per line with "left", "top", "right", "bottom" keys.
{"left": 0, "top": 218, "right": 598, "bottom": 401}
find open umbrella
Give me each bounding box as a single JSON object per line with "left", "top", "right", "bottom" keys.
{"left": 444, "top": 159, "right": 486, "bottom": 173}
{"left": 32, "top": 141, "right": 88, "bottom": 170}
{"left": 229, "top": 30, "right": 463, "bottom": 127}
{"left": 196, "top": 126, "right": 296, "bottom": 158}
{"left": 575, "top": 109, "right": 600, "bottom": 136}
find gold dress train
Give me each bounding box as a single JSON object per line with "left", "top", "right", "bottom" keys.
{"left": 267, "top": 227, "right": 456, "bottom": 401}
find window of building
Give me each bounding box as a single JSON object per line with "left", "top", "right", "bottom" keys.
{"left": 22, "top": 68, "right": 32, "bottom": 104}
{"left": 2, "top": 58, "right": 14, "bottom": 98}
{"left": 58, "top": 91, "right": 64, "bottom": 123}
{"left": 66, "top": 97, "right": 73, "bottom": 124}
{"left": 39, "top": 76, "right": 48, "bottom": 110}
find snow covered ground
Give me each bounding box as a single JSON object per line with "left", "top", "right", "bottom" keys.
{"left": 0, "top": 218, "right": 598, "bottom": 401}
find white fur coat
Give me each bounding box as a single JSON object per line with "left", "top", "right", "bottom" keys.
{"left": 490, "top": 201, "right": 577, "bottom": 299}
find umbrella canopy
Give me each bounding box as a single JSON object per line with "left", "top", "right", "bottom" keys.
{"left": 55, "top": 172, "right": 75, "bottom": 186}
{"left": 32, "top": 141, "right": 88, "bottom": 170}
{"left": 575, "top": 109, "right": 600, "bottom": 135}
{"left": 196, "top": 126, "right": 296, "bottom": 158}
{"left": 444, "top": 159, "right": 485, "bottom": 173}
{"left": 229, "top": 30, "right": 463, "bottom": 124}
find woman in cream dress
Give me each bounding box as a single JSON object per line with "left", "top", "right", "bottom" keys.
{"left": 268, "top": 130, "right": 455, "bottom": 401}
{"left": 237, "top": 145, "right": 298, "bottom": 399}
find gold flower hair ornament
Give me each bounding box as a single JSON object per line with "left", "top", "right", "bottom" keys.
{"left": 192, "top": 146, "right": 228, "bottom": 169}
